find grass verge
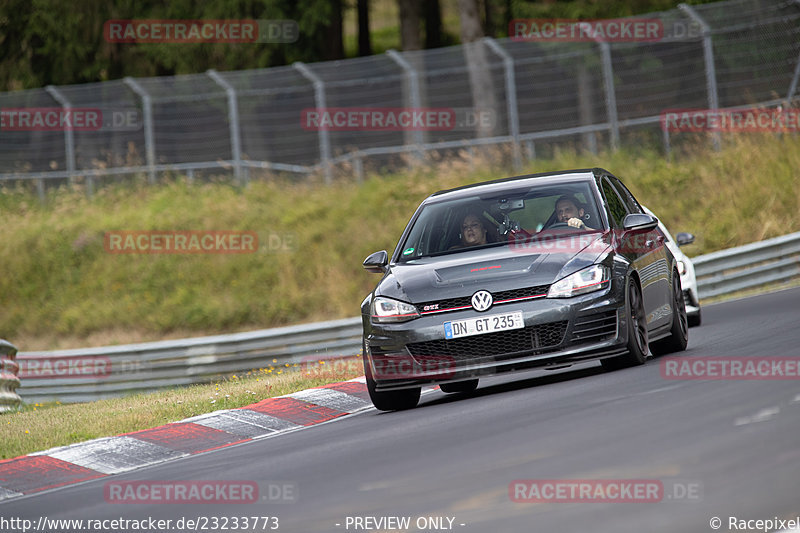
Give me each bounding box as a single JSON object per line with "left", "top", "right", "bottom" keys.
{"left": 0, "top": 356, "right": 364, "bottom": 460}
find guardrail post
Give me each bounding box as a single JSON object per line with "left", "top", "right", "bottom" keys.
{"left": 36, "top": 176, "right": 45, "bottom": 204}
{"left": 662, "top": 126, "right": 672, "bottom": 160}
{"left": 294, "top": 62, "right": 332, "bottom": 185}
{"left": 354, "top": 152, "right": 364, "bottom": 183}
{"left": 0, "top": 340, "right": 21, "bottom": 413}
{"left": 123, "top": 77, "right": 157, "bottom": 185}
{"left": 786, "top": 51, "right": 800, "bottom": 108}
{"left": 483, "top": 38, "right": 522, "bottom": 171}
{"left": 44, "top": 86, "right": 82, "bottom": 191}
{"left": 679, "top": 4, "right": 720, "bottom": 150}
{"left": 386, "top": 50, "right": 425, "bottom": 163}
{"left": 596, "top": 41, "right": 620, "bottom": 151}
{"left": 525, "top": 140, "right": 536, "bottom": 160}
{"left": 207, "top": 70, "right": 245, "bottom": 186}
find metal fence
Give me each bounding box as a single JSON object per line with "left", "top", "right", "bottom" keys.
{"left": 16, "top": 317, "right": 362, "bottom": 404}
{"left": 0, "top": 340, "right": 21, "bottom": 413}
{"left": 1, "top": 0, "right": 799, "bottom": 194}
{"left": 14, "top": 232, "right": 800, "bottom": 404}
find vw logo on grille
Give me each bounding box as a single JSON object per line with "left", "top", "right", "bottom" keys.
{"left": 471, "top": 290, "right": 493, "bottom": 312}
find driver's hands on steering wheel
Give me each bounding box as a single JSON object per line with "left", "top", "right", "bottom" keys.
{"left": 566, "top": 217, "right": 586, "bottom": 229}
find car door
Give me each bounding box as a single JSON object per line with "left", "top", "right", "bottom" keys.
{"left": 600, "top": 177, "right": 671, "bottom": 331}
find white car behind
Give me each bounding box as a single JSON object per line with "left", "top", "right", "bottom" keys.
{"left": 643, "top": 207, "right": 702, "bottom": 327}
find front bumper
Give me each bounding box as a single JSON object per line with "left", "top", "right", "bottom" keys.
{"left": 364, "top": 280, "right": 630, "bottom": 391}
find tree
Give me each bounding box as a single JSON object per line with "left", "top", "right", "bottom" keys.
{"left": 457, "top": 0, "right": 497, "bottom": 137}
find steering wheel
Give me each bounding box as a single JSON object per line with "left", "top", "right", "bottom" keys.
{"left": 546, "top": 222, "right": 572, "bottom": 229}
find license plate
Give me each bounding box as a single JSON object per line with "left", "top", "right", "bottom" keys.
{"left": 444, "top": 311, "right": 524, "bottom": 339}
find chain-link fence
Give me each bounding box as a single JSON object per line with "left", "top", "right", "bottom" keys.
{"left": 1, "top": 0, "right": 798, "bottom": 196}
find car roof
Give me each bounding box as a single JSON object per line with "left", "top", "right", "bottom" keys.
{"left": 425, "top": 168, "right": 608, "bottom": 203}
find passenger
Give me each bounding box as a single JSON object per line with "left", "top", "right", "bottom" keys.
{"left": 456, "top": 213, "right": 489, "bottom": 248}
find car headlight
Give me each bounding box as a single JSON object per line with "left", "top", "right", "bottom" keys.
{"left": 547, "top": 264, "right": 610, "bottom": 298}
{"left": 371, "top": 296, "right": 420, "bottom": 323}
{"left": 677, "top": 260, "right": 687, "bottom": 275}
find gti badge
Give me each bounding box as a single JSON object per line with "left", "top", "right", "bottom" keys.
{"left": 471, "top": 290, "right": 493, "bottom": 312}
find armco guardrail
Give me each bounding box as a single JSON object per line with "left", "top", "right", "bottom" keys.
{"left": 13, "top": 233, "right": 800, "bottom": 404}
{"left": 694, "top": 231, "right": 800, "bottom": 299}
{"left": 16, "top": 317, "right": 362, "bottom": 404}
{"left": 0, "top": 340, "right": 21, "bottom": 413}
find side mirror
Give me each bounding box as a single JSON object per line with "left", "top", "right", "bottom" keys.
{"left": 363, "top": 250, "right": 388, "bottom": 273}
{"left": 676, "top": 232, "right": 695, "bottom": 246}
{"left": 622, "top": 213, "right": 659, "bottom": 232}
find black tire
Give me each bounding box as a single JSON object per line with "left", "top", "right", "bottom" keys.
{"left": 439, "top": 379, "right": 479, "bottom": 394}
{"left": 601, "top": 279, "right": 648, "bottom": 371}
{"left": 688, "top": 308, "right": 702, "bottom": 327}
{"left": 650, "top": 272, "right": 689, "bottom": 355}
{"left": 362, "top": 349, "right": 420, "bottom": 411}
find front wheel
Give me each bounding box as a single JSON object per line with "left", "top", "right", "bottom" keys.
{"left": 601, "top": 279, "right": 648, "bottom": 371}
{"left": 363, "top": 349, "right": 420, "bottom": 411}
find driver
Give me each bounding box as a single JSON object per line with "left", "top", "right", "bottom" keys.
{"left": 555, "top": 195, "right": 594, "bottom": 230}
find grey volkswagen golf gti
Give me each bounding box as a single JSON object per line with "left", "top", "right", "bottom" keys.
{"left": 361, "top": 168, "right": 688, "bottom": 411}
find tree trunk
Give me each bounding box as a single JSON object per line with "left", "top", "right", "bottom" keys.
{"left": 323, "top": 0, "right": 344, "bottom": 60}
{"left": 358, "top": 0, "right": 372, "bottom": 56}
{"left": 484, "top": 0, "right": 494, "bottom": 38}
{"left": 424, "top": 0, "right": 443, "bottom": 49}
{"left": 398, "top": 0, "right": 422, "bottom": 51}
{"left": 457, "top": 0, "right": 497, "bottom": 138}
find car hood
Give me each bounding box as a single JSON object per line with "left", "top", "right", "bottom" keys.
{"left": 377, "top": 232, "right": 612, "bottom": 303}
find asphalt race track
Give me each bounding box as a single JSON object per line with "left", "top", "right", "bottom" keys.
{"left": 2, "top": 287, "right": 800, "bottom": 533}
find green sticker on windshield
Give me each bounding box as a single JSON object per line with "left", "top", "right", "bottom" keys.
{"left": 403, "top": 247, "right": 415, "bottom": 256}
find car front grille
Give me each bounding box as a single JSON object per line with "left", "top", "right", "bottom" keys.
{"left": 417, "top": 284, "right": 550, "bottom": 314}
{"left": 571, "top": 311, "right": 618, "bottom": 344}
{"left": 406, "top": 320, "right": 567, "bottom": 359}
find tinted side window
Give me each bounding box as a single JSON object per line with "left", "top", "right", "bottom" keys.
{"left": 601, "top": 179, "right": 628, "bottom": 228}
{"left": 610, "top": 177, "right": 643, "bottom": 214}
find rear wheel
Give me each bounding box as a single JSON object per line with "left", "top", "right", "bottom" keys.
{"left": 601, "top": 279, "right": 648, "bottom": 371}
{"left": 439, "top": 379, "right": 479, "bottom": 394}
{"left": 363, "top": 348, "right": 420, "bottom": 411}
{"left": 650, "top": 273, "right": 689, "bottom": 355}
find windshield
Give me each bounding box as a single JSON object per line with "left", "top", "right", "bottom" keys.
{"left": 397, "top": 180, "right": 605, "bottom": 262}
